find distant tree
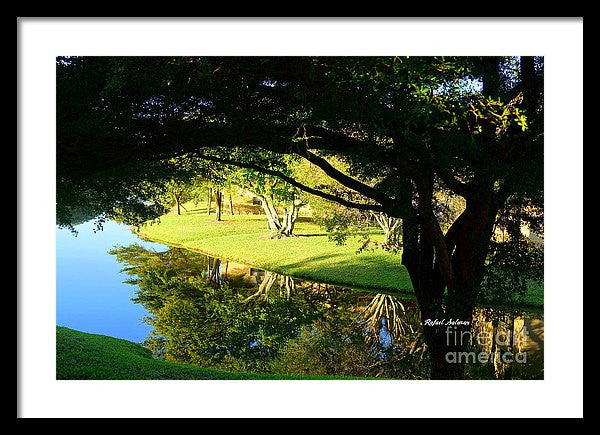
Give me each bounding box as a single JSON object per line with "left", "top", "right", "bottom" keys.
{"left": 229, "top": 156, "right": 305, "bottom": 237}
{"left": 160, "top": 177, "right": 201, "bottom": 215}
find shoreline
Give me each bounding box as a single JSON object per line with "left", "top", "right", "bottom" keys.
{"left": 134, "top": 215, "right": 544, "bottom": 313}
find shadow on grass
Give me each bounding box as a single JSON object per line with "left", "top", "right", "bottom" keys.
{"left": 275, "top": 252, "right": 348, "bottom": 270}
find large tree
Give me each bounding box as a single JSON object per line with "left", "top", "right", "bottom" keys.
{"left": 57, "top": 56, "right": 543, "bottom": 379}
{"left": 230, "top": 162, "right": 304, "bottom": 237}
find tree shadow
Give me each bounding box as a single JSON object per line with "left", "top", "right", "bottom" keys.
{"left": 277, "top": 252, "right": 348, "bottom": 270}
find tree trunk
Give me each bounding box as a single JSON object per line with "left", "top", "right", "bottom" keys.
{"left": 400, "top": 186, "right": 498, "bottom": 380}
{"left": 175, "top": 195, "right": 181, "bottom": 215}
{"left": 372, "top": 212, "right": 402, "bottom": 248}
{"left": 172, "top": 191, "right": 184, "bottom": 215}
{"left": 255, "top": 192, "right": 302, "bottom": 237}
{"left": 214, "top": 189, "right": 222, "bottom": 221}
{"left": 229, "top": 193, "right": 234, "bottom": 215}
{"left": 279, "top": 199, "right": 300, "bottom": 237}
{"left": 207, "top": 188, "right": 212, "bottom": 215}
{"left": 259, "top": 194, "right": 282, "bottom": 232}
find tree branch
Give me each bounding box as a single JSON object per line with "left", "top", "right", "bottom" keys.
{"left": 194, "top": 153, "right": 386, "bottom": 213}
{"left": 436, "top": 167, "right": 472, "bottom": 198}
{"left": 297, "top": 148, "right": 395, "bottom": 209}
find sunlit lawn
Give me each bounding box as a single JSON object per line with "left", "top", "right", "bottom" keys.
{"left": 136, "top": 201, "right": 543, "bottom": 308}
{"left": 138, "top": 206, "right": 414, "bottom": 295}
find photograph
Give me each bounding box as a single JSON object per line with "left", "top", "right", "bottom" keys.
{"left": 18, "top": 18, "right": 583, "bottom": 419}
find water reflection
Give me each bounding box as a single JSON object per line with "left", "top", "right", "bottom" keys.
{"left": 110, "top": 244, "right": 543, "bottom": 379}
{"left": 469, "top": 308, "right": 544, "bottom": 379}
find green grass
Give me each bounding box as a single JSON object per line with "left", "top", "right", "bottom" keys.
{"left": 137, "top": 207, "right": 543, "bottom": 309}
{"left": 56, "top": 326, "right": 375, "bottom": 380}
{"left": 138, "top": 211, "right": 415, "bottom": 295}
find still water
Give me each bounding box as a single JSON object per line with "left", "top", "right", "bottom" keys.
{"left": 56, "top": 220, "right": 167, "bottom": 342}
{"left": 57, "top": 219, "right": 543, "bottom": 379}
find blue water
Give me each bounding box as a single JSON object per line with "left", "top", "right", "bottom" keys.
{"left": 56, "top": 220, "right": 168, "bottom": 343}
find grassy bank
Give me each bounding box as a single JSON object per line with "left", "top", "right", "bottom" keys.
{"left": 56, "top": 326, "right": 369, "bottom": 380}
{"left": 136, "top": 207, "right": 543, "bottom": 308}
{"left": 138, "top": 211, "right": 414, "bottom": 295}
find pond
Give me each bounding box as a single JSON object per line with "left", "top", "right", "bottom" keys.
{"left": 57, "top": 219, "right": 544, "bottom": 380}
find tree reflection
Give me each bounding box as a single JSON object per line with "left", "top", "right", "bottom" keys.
{"left": 109, "top": 244, "right": 542, "bottom": 379}
{"left": 469, "top": 308, "right": 544, "bottom": 379}
{"left": 110, "top": 245, "right": 320, "bottom": 372}
{"left": 359, "top": 294, "right": 427, "bottom": 366}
